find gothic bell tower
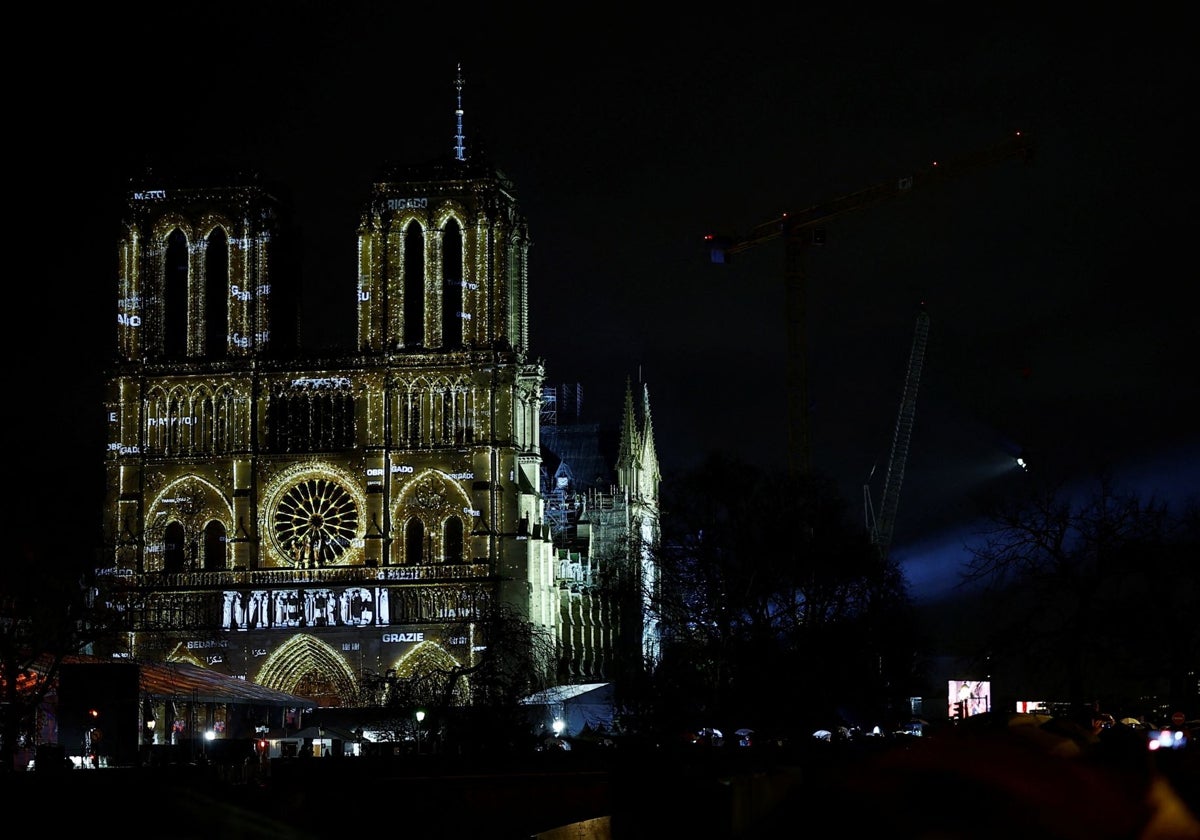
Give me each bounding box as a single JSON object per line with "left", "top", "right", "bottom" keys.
{"left": 115, "top": 175, "right": 298, "bottom": 362}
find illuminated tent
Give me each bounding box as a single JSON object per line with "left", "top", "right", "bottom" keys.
{"left": 265, "top": 724, "right": 361, "bottom": 758}
{"left": 520, "top": 682, "right": 614, "bottom": 738}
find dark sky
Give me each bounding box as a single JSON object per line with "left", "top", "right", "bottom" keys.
{"left": 25, "top": 7, "right": 1196, "bottom": 600}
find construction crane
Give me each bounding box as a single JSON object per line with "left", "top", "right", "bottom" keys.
{"left": 706, "top": 131, "right": 1034, "bottom": 474}
{"left": 864, "top": 305, "right": 930, "bottom": 561}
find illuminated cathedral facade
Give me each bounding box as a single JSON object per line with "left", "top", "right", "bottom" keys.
{"left": 95, "top": 126, "right": 661, "bottom": 718}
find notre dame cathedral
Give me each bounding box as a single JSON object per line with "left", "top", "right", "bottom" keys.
{"left": 94, "top": 77, "right": 661, "bottom": 719}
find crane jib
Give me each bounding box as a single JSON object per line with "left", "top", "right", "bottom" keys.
{"left": 717, "top": 132, "right": 1034, "bottom": 258}
{"left": 708, "top": 131, "right": 1033, "bottom": 479}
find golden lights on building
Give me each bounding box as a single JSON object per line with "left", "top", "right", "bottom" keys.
{"left": 98, "top": 155, "right": 660, "bottom": 711}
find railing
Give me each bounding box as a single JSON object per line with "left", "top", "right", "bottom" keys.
{"left": 101, "top": 563, "right": 493, "bottom": 590}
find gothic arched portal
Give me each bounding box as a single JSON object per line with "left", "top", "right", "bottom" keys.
{"left": 392, "top": 641, "right": 469, "bottom": 705}
{"left": 256, "top": 634, "right": 358, "bottom": 707}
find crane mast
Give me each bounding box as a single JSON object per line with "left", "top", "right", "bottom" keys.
{"left": 866, "top": 306, "right": 930, "bottom": 560}
{"left": 707, "top": 131, "right": 1033, "bottom": 474}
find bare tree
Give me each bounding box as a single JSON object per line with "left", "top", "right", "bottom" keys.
{"left": 350, "top": 600, "right": 558, "bottom": 752}
{"left": 645, "top": 452, "right": 918, "bottom": 734}
{"left": 962, "top": 471, "right": 1198, "bottom": 713}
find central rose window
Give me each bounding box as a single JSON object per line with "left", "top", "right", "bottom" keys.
{"left": 273, "top": 477, "right": 360, "bottom": 566}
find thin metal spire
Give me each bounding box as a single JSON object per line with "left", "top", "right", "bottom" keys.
{"left": 454, "top": 64, "right": 466, "bottom": 161}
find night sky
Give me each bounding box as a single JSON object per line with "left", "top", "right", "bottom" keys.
{"left": 24, "top": 7, "right": 1196, "bottom": 601}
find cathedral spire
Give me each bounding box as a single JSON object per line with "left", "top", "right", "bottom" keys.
{"left": 616, "top": 377, "right": 639, "bottom": 491}
{"left": 454, "top": 63, "right": 467, "bottom": 162}
{"left": 639, "top": 382, "right": 661, "bottom": 497}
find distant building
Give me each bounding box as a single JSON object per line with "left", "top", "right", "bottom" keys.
{"left": 93, "top": 82, "right": 660, "bottom": 740}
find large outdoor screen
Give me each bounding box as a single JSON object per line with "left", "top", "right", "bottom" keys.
{"left": 948, "top": 679, "right": 991, "bottom": 718}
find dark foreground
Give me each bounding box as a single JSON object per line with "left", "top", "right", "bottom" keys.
{"left": 7, "top": 726, "right": 1200, "bottom": 839}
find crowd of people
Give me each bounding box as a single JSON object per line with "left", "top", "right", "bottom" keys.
{"left": 781, "top": 705, "right": 1200, "bottom": 840}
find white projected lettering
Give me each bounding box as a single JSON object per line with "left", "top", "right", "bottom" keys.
{"left": 186, "top": 639, "right": 227, "bottom": 649}
{"left": 386, "top": 198, "right": 428, "bottom": 210}
{"left": 96, "top": 567, "right": 133, "bottom": 577}
{"left": 221, "top": 586, "right": 390, "bottom": 631}
{"left": 291, "top": 377, "right": 351, "bottom": 390}
{"left": 225, "top": 283, "right": 273, "bottom": 301}
{"left": 381, "top": 632, "right": 424, "bottom": 643}
{"left": 231, "top": 332, "right": 270, "bottom": 348}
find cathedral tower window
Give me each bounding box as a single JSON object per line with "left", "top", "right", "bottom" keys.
{"left": 442, "top": 218, "right": 464, "bottom": 348}
{"left": 205, "top": 227, "right": 229, "bottom": 357}
{"left": 165, "top": 229, "right": 188, "bottom": 357}
{"left": 403, "top": 221, "right": 424, "bottom": 347}
{"left": 507, "top": 245, "right": 521, "bottom": 348}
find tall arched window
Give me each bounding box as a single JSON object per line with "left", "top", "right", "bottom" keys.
{"left": 404, "top": 517, "right": 425, "bottom": 565}
{"left": 165, "top": 229, "right": 189, "bottom": 357}
{"left": 203, "top": 521, "right": 227, "bottom": 570}
{"left": 442, "top": 219, "right": 463, "bottom": 348}
{"left": 205, "top": 228, "right": 229, "bottom": 357}
{"left": 443, "top": 516, "right": 464, "bottom": 563}
{"left": 507, "top": 244, "right": 521, "bottom": 348}
{"left": 163, "top": 521, "right": 186, "bottom": 573}
{"left": 403, "top": 221, "right": 425, "bottom": 347}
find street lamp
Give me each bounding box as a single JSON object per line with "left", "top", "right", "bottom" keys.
{"left": 415, "top": 710, "right": 425, "bottom": 754}
{"left": 145, "top": 718, "right": 156, "bottom": 745}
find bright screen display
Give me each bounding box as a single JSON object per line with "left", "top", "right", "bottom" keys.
{"left": 948, "top": 679, "right": 991, "bottom": 718}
